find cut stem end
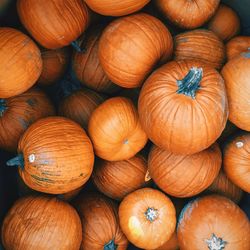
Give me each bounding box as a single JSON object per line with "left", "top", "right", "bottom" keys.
{"left": 104, "top": 239, "right": 117, "bottom": 250}
{"left": 145, "top": 207, "right": 158, "bottom": 222}
{"left": 0, "top": 99, "right": 7, "bottom": 117}
{"left": 205, "top": 233, "right": 227, "bottom": 250}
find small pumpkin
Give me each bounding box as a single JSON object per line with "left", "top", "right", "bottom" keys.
{"left": 119, "top": 188, "right": 176, "bottom": 249}
{"left": 138, "top": 60, "right": 228, "bottom": 155}
{"left": 6, "top": 117, "right": 94, "bottom": 194}
{"left": 156, "top": 0, "right": 220, "bottom": 29}
{"left": 177, "top": 195, "right": 250, "bottom": 250}
{"left": 0, "top": 27, "right": 42, "bottom": 98}
{"left": 208, "top": 4, "right": 240, "bottom": 41}
{"left": 0, "top": 88, "right": 55, "bottom": 152}
{"left": 88, "top": 97, "right": 148, "bottom": 161}
{"left": 223, "top": 132, "right": 250, "bottom": 193}
{"left": 74, "top": 192, "right": 128, "bottom": 250}
{"left": 17, "top": 0, "right": 89, "bottom": 49}
{"left": 99, "top": 13, "right": 173, "bottom": 88}
{"left": 1, "top": 195, "right": 82, "bottom": 250}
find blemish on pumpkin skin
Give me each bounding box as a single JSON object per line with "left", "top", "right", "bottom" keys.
{"left": 177, "top": 38, "right": 189, "bottom": 43}
{"left": 18, "top": 118, "right": 30, "bottom": 130}
{"left": 30, "top": 175, "right": 54, "bottom": 183}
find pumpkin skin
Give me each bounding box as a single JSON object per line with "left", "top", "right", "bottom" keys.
{"left": 84, "top": 0, "right": 150, "bottom": 16}
{"left": 88, "top": 97, "right": 148, "bottom": 161}
{"left": 223, "top": 132, "right": 250, "bottom": 193}
{"left": 221, "top": 51, "right": 250, "bottom": 131}
{"left": 74, "top": 192, "right": 128, "bottom": 250}
{"left": 156, "top": 0, "right": 220, "bottom": 29}
{"left": 208, "top": 4, "right": 240, "bottom": 41}
{"left": 17, "top": 0, "right": 89, "bottom": 49}
{"left": 138, "top": 60, "right": 228, "bottom": 155}
{"left": 226, "top": 36, "right": 250, "bottom": 61}
{"left": 99, "top": 13, "right": 173, "bottom": 88}
{"left": 1, "top": 195, "right": 82, "bottom": 250}
{"left": 119, "top": 188, "right": 176, "bottom": 249}
{"left": 177, "top": 195, "right": 250, "bottom": 250}
{"left": 0, "top": 88, "right": 55, "bottom": 152}
{"left": 174, "top": 29, "right": 225, "bottom": 69}
{"left": 7, "top": 117, "right": 94, "bottom": 194}
{"left": 146, "top": 233, "right": 179, "bottom": 250}
{"left": 0, "top": 27, "right": 42, "bottom": 98}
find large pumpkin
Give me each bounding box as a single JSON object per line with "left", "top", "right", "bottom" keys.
{"left": 1, "top": 195, "right": 82, "bottom": 250}
{"left": 17, "top": 0, "right": 89, "bottom": 49}
{"left": 223, "top": 132, "right": 250, "bottom": 193}
{"left": 88, "top": 97, "right": 148, "bottom": 161}
{"left": 74, "top": 192, "right": 128, "bottom": 250}
{"left": 99, "top": 13, "right": 173, "bottom": 88}
{"left": 177, "top": 195, "right": 250, "bottom": 250}
{"left": 138, "top": 60, "right": 228, "bottom": 155}
{"left": 221, "top": 51, "right": 250, "bottom": 131}
{"left": 6, "top": 117, "right": 94, "bottom": 194}
{"left": 0, "top": 27, "right": 42, "bottom": 98}
{"left": 0, "top": 88, "right": 55, "bottom": 152}
{"left": 156, "top": 0, "right": 220, "bottom": 29}
{"left": 174, "top": 29, "right": 225, "bottom": 69}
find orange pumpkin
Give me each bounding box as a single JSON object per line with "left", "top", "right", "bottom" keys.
{"left": 6, "top": 117, "right": 94, "bottom": 194}
{"left": 174, "top": 29, "right": 225, "bottom": 69}
{"left": 88, "top": 97, "right": 148, "bottom": 161}
{"left": 119, "top": 188, "right": 176, "bottom": 249}
{"left": 0, "top": 27, "right": 42, "bottom": 98}
{"left": 177, "top": 195, "right": 250, "bottom": 250}
{"left": 1, "top": 195, "right": 82, "bottom": 250}
{"left": 223, "top": 132, "right": 250, "bottom": 193}
{"left": 17, "top": 0, "right": 89, "bottom": 49}
{"left": 156, "top": 0, "right": 220, "bottom": 29}
{"left": 99, "top": 13, "right": 173, "bottom": 88}
{"left": 74, "top": 192, "right": 128, "bottom": 250}
{"left": 138, "top": 60, "right": 228, "bottom": 155}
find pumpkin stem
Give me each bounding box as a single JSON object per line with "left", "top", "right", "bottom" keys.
{"left": 104, "top": 239, "right": 117, "bottom": 250}
{"left": 205, "top": 234, "right": 227, "bottom": 250}
{"left": 176, "top": 67, "right": 203, "bottom": 99}
{"left": 6, "top": 154, "right": 24, "bottom": 170}
{"left": 145, "top": 207, "right": 158, "bottom": 222}
{"left": 0, "top": 99, "right": 7, "bottom": 117}
{"left": 71, "top": 40, "right": 86, "bottom": 53}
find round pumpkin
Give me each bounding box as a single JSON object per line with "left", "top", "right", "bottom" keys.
{"left": 6, "top": 117, "right": 94, "bottom": 194}
{"left": 208, "top": 4, "right": 240, "bottom": 41}
{"left": 1, "top": 195, "right": 82, "bottom": 250}
{"left": 0, "top": 27, "right": 42, "bottom": 98}
{"left": 0, "top": 88, "right": 55, "bottom": 152}
{"left": 226, "top": 36, "right": 250, "bottom": 61}
{"left": 17, "top": 0, "right": 89, "bottom": 49}
{"left": 138, "top": 60, "right": 228, "bottom": 155}
{"left": 221, "top": 51, "right": 250, "bottom": 131}
{"left": 119, "top": 188, "right": 176, "bottom": 249}
{"left": 84, "top": 0, "right": 150, "bottom": 16}
{"left": 174, "top": 29, "right": 226, "bottom": 69}
{"left": 223, "top": 132, "right": 250, "bottom": 193}
{"left": 156, "top": 0, "right": 220, "bottom": 29}
{"left": 74, "top": 192, "right": 128, "bottom": 250}
{"left": 177, "top": 195, "right": 250, "bottom": 250}
{"left": 88, "top": 97, "right": 148, "bottom": 161}
{"left": 99, "top": 13, "right": 173, "bottom": 88}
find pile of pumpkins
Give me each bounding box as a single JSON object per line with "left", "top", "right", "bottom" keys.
{"left": 0, "top": 0, "right": 250, "bottom": 249}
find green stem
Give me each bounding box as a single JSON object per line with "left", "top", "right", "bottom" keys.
{"left": 6, "top": 154, "right": 24, "bottom": 170}
{"left": 0, "top": 99, "right": 7, "bottom": 117}
{"left": 104, "top": 240, "right": 117, "bottom": 250}
{"left": 205, "top": 234, "right": 227, "bottom": 250}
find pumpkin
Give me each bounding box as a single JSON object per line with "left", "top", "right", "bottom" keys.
{"left": 148, "top": 143, "right": 221, "bottom": 197}
{"left": 74, "top": 192, "right": 128, "bottom": 250}
{"left": 0, "top": 27, "right": 42, "bottom": 98}
{"left": 0, "top": 88, "right": 55, "bottom": 152}
{"left": 92, "top": 154, "right": 150, "bottom": 200}
{"left": 138, "top": 60, "right": 228, "bottom": 155}
{"left": 72, "top": 28, "right": 120, "bottom": 94}
{"left": 174, "top": 29, "right": 226, "bottom": 69}
{"left": 88, "top": 97, "right": 148, "bottom": 161}
{"left": 226, "top": 36, "right": 250, "bottom": 60}
{"left": 156, "top": 0, "right": 220, "bottom": 29}
{"left": 221, "top": 51, "right": 250, "bottom": 131}
{"left": 223, "top": 132, "right": 250, "bottom": 193}
{"left": 6, "top": 117, "right": 94, "bottom": 194}
{"left": 84, "top": 0, "right": 150, "bottom": 16}
{"left": 119, "top": 188, "right": 176, "bottom": 249}
{"left": 1, "top": 195, "right": 82, "bottom": 250}
{"left": 17, "top": 0, "right": 89, "bottom": 49}
{"left": 177, "top": 195, "right": 250, "bottom": 250}
{"left": 208, "top": 4, "right": 240, "bottom": 41}
{"left": 99, "top": 13, "right": 173, "bottom": 88}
